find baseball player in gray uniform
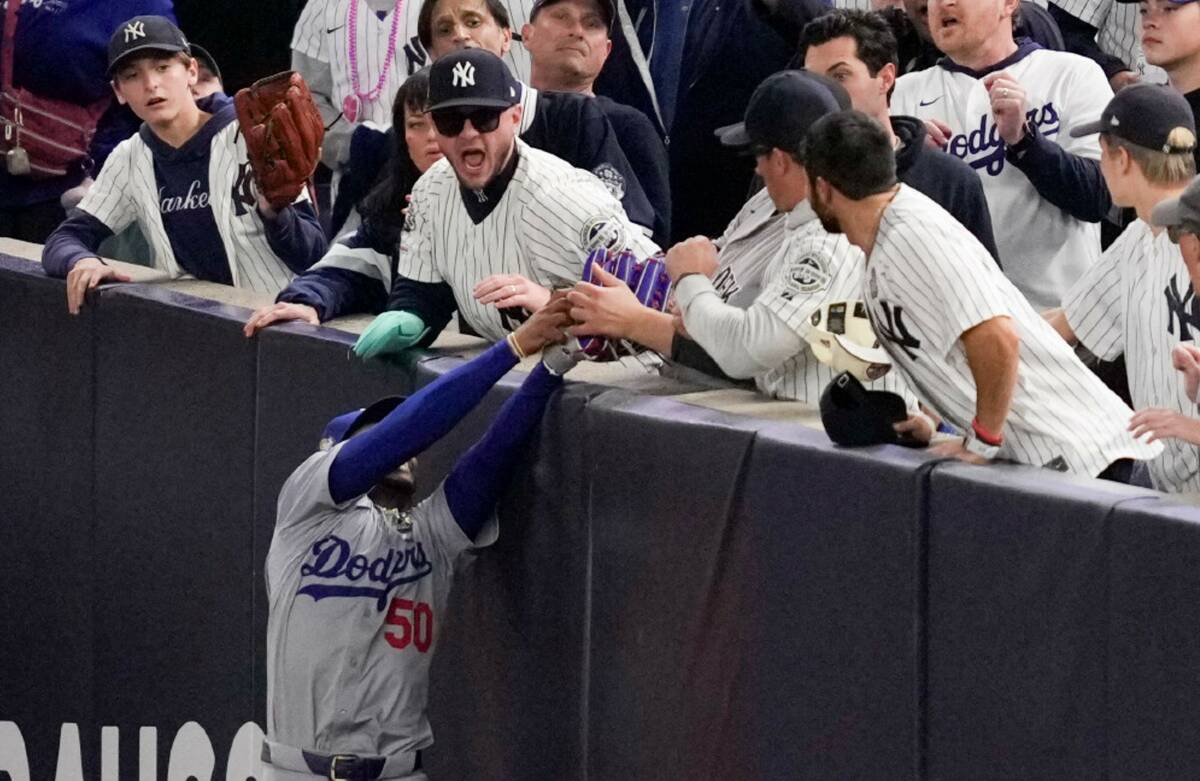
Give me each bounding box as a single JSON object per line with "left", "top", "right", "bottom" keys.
{"left": 804, "top": 110, "right": 1161, "bottom": 477}
{"left": 1044, "top": 85, "right": 1199, "bottom": 491}
{"left": 264, "top": 300, "right": 575, "bottom": 781}
{"left": 352, "top": 48, "right": 656, "bottom": 359}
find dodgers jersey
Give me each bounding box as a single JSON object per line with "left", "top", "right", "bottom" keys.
{"left": 397, "top": 140, "right": 659, "bottom": 341}
{"left": 710, "top": 188, "right": 787, "bottom": 310}
{"left": 865, "top": 185, "right": 1161, "bottom": 476}
{"left": 893, "top": 45, "right": 1112, "bottom": 309}
{"left": 292, "top": 0, "right": 533, "bottom": 115}
{"left": 745, "top": 200, "right": 914, "bottom": 404}
{"left": 1063, "top": 219, "right": 1200, "bottom": 493}
{"left": 70, "top": 100, "right": 316, "bottom": 293}
{"left": 266, "top": 441, "right": 497, "bottom": 758}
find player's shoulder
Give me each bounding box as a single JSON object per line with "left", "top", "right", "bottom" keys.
{"left": 412, "top": 157, "right": 458, "bottom": 196}
{"left": 1103, "top": 218, "right": 1156, "bottom": 262}
{"left": 879, "top": 185, "right": 983, "bottom": 257}
{"left": 520, "top": 142, "right": 612, "bottom": 201}
{"left": 1017, "top": 47, "right": 1109, "bottom": 85}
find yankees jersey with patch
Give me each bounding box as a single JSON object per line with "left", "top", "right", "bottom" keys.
{"left": 292, "top": 0, "right": 533, "bottom": 115}
{"left": 893, "top": 44, "right": 1111, "bottom": 309}
{"left": 1051, "top": 0, "right": 1167, "bottom": 82}
{"left": 710, "top": 188, "right": 787, "bottom": 310}
{"left": 865, "top": 185, "right": 1160, "bottom": 476}
{"left": 397, "top": 140, "right": 658, "bottom": 341}
{"left": 266, "top": 441, "right": 497, "bottom": 758}
{"left": 1063, "top": 219, "right": 1200, "bottom": 492}
{"left": 41, "top": 97, "right": 325, "bottom": 292}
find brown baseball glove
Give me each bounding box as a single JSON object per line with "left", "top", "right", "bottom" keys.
{"left": 234, "top": 71, "right": 324, "bottom": 212}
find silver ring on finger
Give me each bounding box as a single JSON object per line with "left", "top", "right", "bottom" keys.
{"left": 1001, "top": 88, "right": 1009, "bottom": 99}
{"left": 509, "top": 285, "right": 517, "bottom": 296}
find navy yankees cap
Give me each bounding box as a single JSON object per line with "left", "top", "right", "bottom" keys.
{"left": 108, "top": 16, "right": 190, "bottom": 76}
{"left": 319, "top": 396, "right": 408, "bottom": 450}
{"left": 428, "top": 49, "right": 521, "bottom": 112}
{"left": 530, "top": 0, "right": 617, "bottom": 31}
{"left": 1070, "top": 82, "right": 1197, "bottom": 154}
{"left": 1153, "top": 176, "right": 1200, "bottom": 236}
{"left": 819, "top": 372, "right": 913, "bottom": 447}
{"left": 717, "top": 70, "right": 851, "bottom": 152}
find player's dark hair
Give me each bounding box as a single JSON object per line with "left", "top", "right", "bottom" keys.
{"left": 418, "top": 0, "right": 513, "bottom": 50}
{"left": 358, "top": 69, "right": 433, "bottom": 249}
{"left": 800, "top": 9, "right": 899, "bottom": 76}
{"left": 803, "top": 110, "right": 896, "bottom": 200}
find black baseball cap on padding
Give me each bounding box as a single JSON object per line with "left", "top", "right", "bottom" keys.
{"left": 108, "top": 16, "right": 191, "bottom": 76}
{"left": 820, "top": 372, "right": 915, "bottom": 447}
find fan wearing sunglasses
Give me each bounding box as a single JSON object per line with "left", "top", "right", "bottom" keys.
{"left": 353, "top": 48, "right": 659, "bottom": 359}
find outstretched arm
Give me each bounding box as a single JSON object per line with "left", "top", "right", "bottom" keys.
{"left": 328, "top": 300, "right": 572, "bottom": 503}
{"left": 443, "top": 362, "right": 564, "bottom": 542}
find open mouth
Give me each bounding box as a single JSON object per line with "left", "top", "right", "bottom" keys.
{"left": 940, "top": 15, "right": 959, "bottom": 30}
{"left": 461, "top": 149, "right": 486, "bottom": 173}
{"left": 146, "top": 97, "right": 167, "bottom": 108}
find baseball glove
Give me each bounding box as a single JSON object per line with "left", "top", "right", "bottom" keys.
{"left": 234, "top": 71, "right": 324, "bottom": 212}
{"left": 578, "top": 248, "right": 673, "bottom": 360}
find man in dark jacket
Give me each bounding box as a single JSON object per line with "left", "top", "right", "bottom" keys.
{"left": 800, "top": 9, "right": 1000, "bottom": 261}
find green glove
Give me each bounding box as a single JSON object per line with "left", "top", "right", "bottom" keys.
{"left": 353, "top": 311, "right": 430, "bottom": 359}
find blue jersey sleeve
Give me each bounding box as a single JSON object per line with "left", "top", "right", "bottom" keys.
{"left": 261, "top": 201, "right": 329, "bottom": 274}
{"left": 42, "top": 211, "right": 115, "bottom": 277}
{"left": 327, "top": 340, "right": 518, "bottom": 504}
{"left": 444, "top": 363, "right": 564, "bottom": 541}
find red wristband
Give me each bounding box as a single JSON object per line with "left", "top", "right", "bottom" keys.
{"left": 971, "top": 418, "right": 1003, "bottom": 446}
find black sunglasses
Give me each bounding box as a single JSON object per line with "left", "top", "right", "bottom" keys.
{"left": 431, "top": 107, "right": 505, "bottom": 136}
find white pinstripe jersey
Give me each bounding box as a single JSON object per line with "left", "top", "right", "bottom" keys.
{"left": 397, "top": 140, "right": 659, "bottom": 340}
{"left": 893, "top": 48, "right": 1112, "bottom": 309}
{"left": 78, "top": 124, "right": 306, "bottom": 294}
{"left": 291, "top": 0, "right": 533, "bottom": 126}
{"left": 710, "top": 188, "right": 787, "bottom": 310}
{"left": 1063, "top": 219, "right": 1200, "bottom": 492}
{"left": 865, "top": 185, "right": 1161, "bottom": 476}
{"left": 751, "top": 200, "right": 914, "bottom": 405}
{"left": 1051, "top": 0, "right": 1168, "bottom": 82}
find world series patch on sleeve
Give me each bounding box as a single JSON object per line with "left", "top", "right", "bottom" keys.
{"left": 578, "top": 248, "right": 673, "bottom": 360}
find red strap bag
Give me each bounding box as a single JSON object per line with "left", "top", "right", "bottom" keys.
{"left": 1, "top": 0, "right": 110, "bottom": 178}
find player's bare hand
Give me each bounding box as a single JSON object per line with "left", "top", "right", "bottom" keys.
{"left": 65, "top": 257, "right": 132, "bottom": 315}
{"left": 923, "top": 118, "right": 953, "bottom": 149}
{"left": 894, "top": 414, "right": 934, "bottom": 445}
{"left": 401, "top": 193, "right": 413, "bottom": 220}
{"left": 928, "top": 438, "right": 990, "bottom": 464}
{"left": 1110, "top": 70, "right": 1140, "bottom": 92}
{"left": 1128, "top": 407, "right": 1200, "bottom": 445}
{"left": 664, "top": 236, "right": 719, "bottom": 282}
{"left": 982, "top": 72, "right": 1029, "bottom": 146}
{"left": 243, "top": 302, "right": 320, "bottom": 337}
{"left": 473, "top": 273, "right": 552, "bottom": 312}
{"left": 1172, "top": 343, "right": 1200, "bottom": 404}
{"left": 565, "top": 265, "right": 644, "bottom": 339}
{"left": 512, "top": 296, "right": 572, "bottom": 355}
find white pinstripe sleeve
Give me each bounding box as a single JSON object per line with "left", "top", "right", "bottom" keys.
{"left": 1061, "top": 225, "right": 1130, "bottom": 361}
{"left": 1050, "top": 0, "right": 1110, "bottom": 30}
{"left": 291, "top": 0, "right": 329, "bottom": 62}
{"left": 526, "top": 175, "right": 659, "bottom": 284}
{"left": 77, "top": 141, "right": 138, "bottom": 235}
{"left": 394, "top": 177, "right": 443, "bottom": 283}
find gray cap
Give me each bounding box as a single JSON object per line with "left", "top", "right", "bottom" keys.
{"left": 1152, "top": 176, "right": 1200, "bottom": 235}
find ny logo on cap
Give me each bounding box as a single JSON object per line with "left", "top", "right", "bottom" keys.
{"left": 124, "top": 21, "right": 147, "bottom": 42}
{"left": 452, "top": 61, "right": 476, "bottom": 88}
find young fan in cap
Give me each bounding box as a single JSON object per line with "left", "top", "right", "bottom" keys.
{"left": 41, "top": 15, "right": 327, "bottom": 314}
{"left": 1042, "top": 84, "right": 1200, "bottom": 490}
{"left": 1148, "top": 175, "right": 1200, "bottom": 429}
{"left": 263, "top": 301, "right": 575, "bottom": 781}
{"left": 353, "top": 48, "right": 657, "bottom": 358}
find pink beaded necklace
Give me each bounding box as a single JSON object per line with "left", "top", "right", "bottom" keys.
{"left": 342, "top": 0, "right": 404, "bottom": 123}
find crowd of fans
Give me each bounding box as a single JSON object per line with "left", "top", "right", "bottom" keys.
{"left": 5, "top": 0, "right": 1200, "bottom": 491}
